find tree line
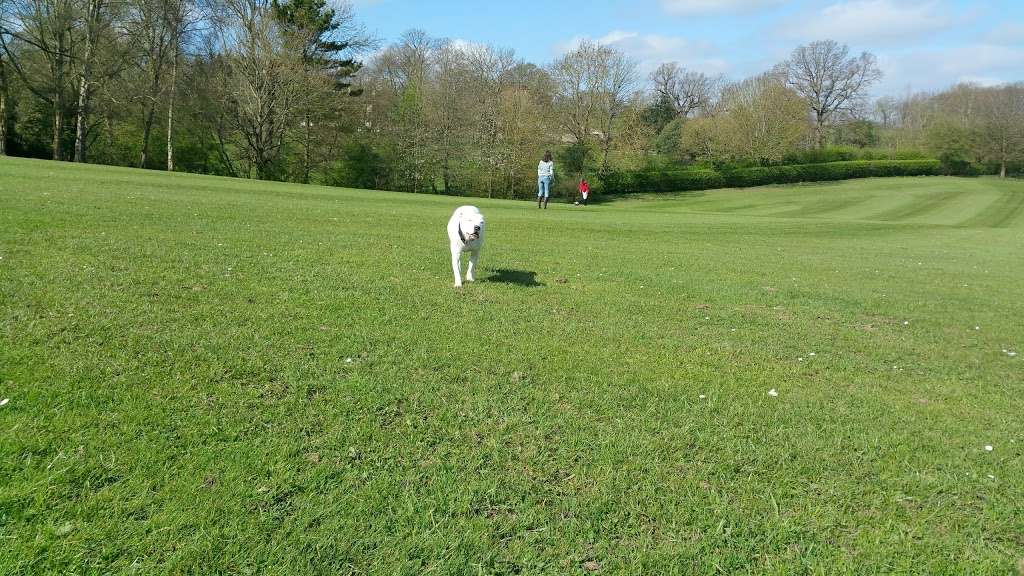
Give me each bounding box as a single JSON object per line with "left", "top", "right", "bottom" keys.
{"left": 2, "top": 0, "right": 1022, "bottom": 197}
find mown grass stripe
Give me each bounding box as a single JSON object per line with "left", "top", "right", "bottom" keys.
{"left": 869, "top": 188, "right": 968, "bottom": 222}
{"left": 958, "top": 187, "right": 1024, "bottom": 228}
{"left": 769, "top": 194, "right": 875, "bottom": 218}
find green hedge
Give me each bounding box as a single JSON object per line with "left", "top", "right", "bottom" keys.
{"left": 600, "top": 159, "right": 943, "bottom": 194}
{"left": 782, "top": 146, "right": 929, "bottom": 164}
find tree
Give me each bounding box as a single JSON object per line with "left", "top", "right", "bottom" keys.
{"left": 925, "top": 120, "right": 977, "bottom": 174}
{"left": 73, "top": 0, "right": 120, "bottom": 163}
{"left": 164, "top": 0, "right": 197, "bottom": 171}
{"left": 365, "top": 29, "right": 437, "bottom": 191}
{"left": 219, "top": 0, "right": 310, "bottom": 179}
{"left": 461, "top": 43, "right": 518, "bottom": 197}
{"left": 833, "top": 118, "right": 879, "bottom": 148}
{"left": 776, "top": 40, "right": 881, "bottom": 148}
{"left": 594, "top": 46, "right": 638, "bottom": 172}
{"left": 125, "top": 0, "right": 174, "bottom": 167}
{"left": 650, "top": 62, "right": 717, "bottom": 118}
{"left": 714, "top": 73, "right": 810, "bottom": 165}
{"left": 548, "top": 40, "right": 604, "bottom": 145}
{"left": 1, "top": 0, "right": 79, "bottom": 160}
{"left": 549, "top": 41, "right": 637, "bottom": 173}
{"left": 424, "top": 41, "right": 469, "bottom": 193}
{"left": 272, "top": 0, "right": 374, "bottom": 182}
{"left": 974, "top": 83, "right": 1024, "bottom": 178}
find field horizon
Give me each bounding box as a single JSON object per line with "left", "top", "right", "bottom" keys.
{"left": 2, "top": 156, "right": 1022, "bottom": 574}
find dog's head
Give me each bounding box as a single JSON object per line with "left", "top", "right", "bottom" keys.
{"left": 459, "top": 212, "right": 485, "bottom": 242}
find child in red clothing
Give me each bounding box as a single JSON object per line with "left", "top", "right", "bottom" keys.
{"left": 577, "top": 179, "right": 590, "bottom": 206}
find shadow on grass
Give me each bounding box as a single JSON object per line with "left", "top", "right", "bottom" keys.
{"left": 593, "top": 190, "right": 709, "bottom": 204}
{"left": 486, "top": 269, "right": 543, "bottom": 287}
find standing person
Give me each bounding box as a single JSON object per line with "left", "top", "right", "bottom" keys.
{"left": 578, "top": 178, "right": 590, "bottom": 206}
{"left": 537, "top": 151, "right": 554, "bottom": 209}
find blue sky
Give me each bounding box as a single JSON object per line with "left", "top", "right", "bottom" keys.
{"left": 351, "top": 0, "right": 1024, "bottom": 97}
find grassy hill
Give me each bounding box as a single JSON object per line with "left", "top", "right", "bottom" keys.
{"left": 1, "top": 156, "right": 1022, "bottom": 574}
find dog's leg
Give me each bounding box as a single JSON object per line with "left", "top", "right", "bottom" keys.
{"left": 466, "top": 249, "right": 479, "bottom": 282}
{"left": 451, "top": 247, "right": 463, "bottom": 288}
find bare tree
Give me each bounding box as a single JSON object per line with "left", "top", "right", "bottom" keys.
{"left": 776, "top": 40, "right": 882, "bottom": 148}
{"left": 219, "top": 0, "right": 311, "bottom": 179}
{"left": 125, "top": 0, "right": 173, "bottom": 167}
{"left": 975, "top": 83, "right": 1024, "bottom": 178}
{"left": 363, "top": 29, "right": 438, "bottom": 191}
{"left": 650, "top": 62, "right": 717, "bottom": 118}
{"left": 548, "top": 40, "right": 605, "bottom": 145}
{"left": 425, "top": 41, "right": 469, "bottom": 193}
{"left": 72, "top": 0, "right": 117, "bottom": 162}
{"left": 873, "top": 96, "right": 898, "bottom": 128}
{"left": 165, "top": 0, "right": 194, "bottom": 171}
{"left": 595, "top": 47, "right": 638, "bottom": 172}
{"left": 462, "top": 43, "right": 516, "bottom": 196}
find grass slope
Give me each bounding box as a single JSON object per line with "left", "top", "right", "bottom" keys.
{"left": 1, "top": 157, "right": 1022, "bottom": 574}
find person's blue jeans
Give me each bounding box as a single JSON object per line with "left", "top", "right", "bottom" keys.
{"left": 537, "top": 176, "right": 551, "bottom": 198}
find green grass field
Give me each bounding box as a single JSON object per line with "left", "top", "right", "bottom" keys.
{"left": 2, "top": 156, "right": 1022, "bottom": 574}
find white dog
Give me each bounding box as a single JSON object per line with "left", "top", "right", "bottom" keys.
{"left": 447, "top": 205, "right": 485, "bottom": 288}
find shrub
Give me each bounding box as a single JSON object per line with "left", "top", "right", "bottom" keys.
{"left": 324, "top": 142, "right": 388, "bottom": 189}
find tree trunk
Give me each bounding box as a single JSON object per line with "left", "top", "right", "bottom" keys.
{"left": 53, "top": 34, "right": 66, "bottom": 161}
{"left": 816, "top": 117, "right": 827, "bottom": 149}
{"left": 0, "top": 90, "right": 6, "bottom": 156}
{"left": 442, "top": 148, "right": 450, "bottom": 193}
{"left": 74, "top": 0, "right": 103, "bottom": 163}
{"left": 140, "top": 109, "right": 154, "bottom": 168}
{"left": 53, "top": 104, "right": 64, "bottom": 160}
{"left": 73, "top": 73, "right": 90, "bottom": 162}
{"left": 0, "top": 56, "right": 7, "bottom": 156}
{"left": 166, "top": 40, "right": 179, "bottom": 172}
{"left": 302, "top": 112, "right": 311, "bottom": 183}
{"left": 1000, "top": 161, "right": 1006, "bottom": 178}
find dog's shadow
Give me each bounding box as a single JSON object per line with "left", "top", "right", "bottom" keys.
{"left": 486, "top": 269, "right": 543, "bottom": 287}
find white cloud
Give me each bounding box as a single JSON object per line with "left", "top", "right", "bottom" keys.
{"left": 956, "top": 75, "right": 1006, "bottom": 87}
{"left": 782, "top": 0, "right": 956, "bottom": 45}
{"left": 554, "top": 30, "right": 730, "bottom": 76}
{"left": 874, "top": 43, "right": 1024, "bottom": 96}
{"left": 985, "top": 23, "right": 1024, "bottom": 46}
{"left": 661, "top": 0, "right": 783, "bottom": 16}
{"left": 448, "top": 38, "right": 487, "bottom": 53}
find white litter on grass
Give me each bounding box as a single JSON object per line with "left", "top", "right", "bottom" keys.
{"left": 699, "top": 394, "right": 706, "bottom": 399}
{"left": 987, "top": 474, "right": 996, "bottom": 480}
{"left": 902, "top": 321, "right": 910, "bottom": 326}
{"left": 798, "top": 357, "right": 804, "bottom": 362}
{"left": 704, "top": 316, "right": 710, "bottom": 320}
{"left": 0, "top": 398, "right": 8, "bottom": 407}
{"left": 974, "top": 326, "right": 980, "bottom": 330}
{"left": 984, "top": 445, "right": 993, "bottom": 452}
{"left": 345, "top": 358, "right": 353, "bottom": 363}
{"left": 809, "top": 352, "right": 816, "bottom": 356}
{"left": 767, "top": 388, "right": 779, "bottom": 397}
